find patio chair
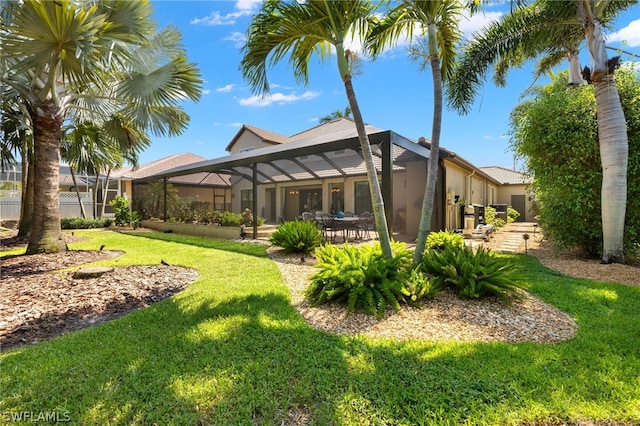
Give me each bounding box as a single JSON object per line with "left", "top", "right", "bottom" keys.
{"left": 301, "top": 211, "right": 315, "bottom": 222}
{"left": 320, "top": 214, "right": 339, "bottom": 242}
{"left": 357, "top": 212, "right": 374, "bottom": 240}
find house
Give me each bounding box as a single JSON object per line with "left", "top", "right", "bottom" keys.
{"left": 480, "top": 166, "right": 534, "bottom": 222}
{"left": 135, "top": 118, "right": 505, "bottom": 240}
{"left": 113, "top": 153, "right": 232, "bottom": 216}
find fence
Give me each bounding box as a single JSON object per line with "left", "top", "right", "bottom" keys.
{"left": 0, "top": 191, "right": 95, "bottom": 222}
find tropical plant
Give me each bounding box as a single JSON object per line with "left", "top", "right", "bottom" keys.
{"left": 367, "top": 0, "right": 465, "bottom": 264}
{"left": 420, "top": 245, "right": 527, "bottom": 303}
{"left": 240, "top": 0, "right": 393, "bottom": 259}
{"left": 0, "top": 0, "right": 202, "bottom": 254}
{"left": 404, "top": 266, "right": 442, "bottom": 305}
{"left": 425, "top": 230, "right": 465, "bottom": 251}
{"left": 306, "top": 241, "right": 413, "bottom": 317}
{"left": 507, "top": 206, "right": 520, "bottom": 223}
{"left": 269, "top": 220, "right": 323, "bottom": 254}
{"left": 510, "top": 68, "right": 640, "bottom": 256}
{"left": 446, "top": 0, "right": 635, "bottom": 263}
{"left": 318, "top": 106, "right": 352, "bottom": 124}
{"left": 110, "top": 196, "right": 133, "bottom": 227}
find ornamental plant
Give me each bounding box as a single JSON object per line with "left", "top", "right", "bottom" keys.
{"left": 306, "top": 241, "right": 413, "bottom": 317}
{"left": 269, "top": 220, "right": 323, "bottom": 254}
{"left": 420, "top": 245, "right": 527, "bottom": 303}
{"left": 425, "top": 230, "right": 465, "bottom": 251}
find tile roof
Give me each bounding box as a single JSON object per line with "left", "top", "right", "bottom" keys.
{"left": 480, "top": 166, "right": 531, "bottom": 185}
{"left": 112, "top": 153, "right": 208, "bottom": 180}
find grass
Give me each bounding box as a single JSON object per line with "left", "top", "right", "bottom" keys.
{"left": 1, "top": 230, "right": 639, "bottom": 425}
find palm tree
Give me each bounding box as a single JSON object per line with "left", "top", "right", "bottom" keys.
{"left": 446, "top": 0, "right": 633, "bottom": 264}
{"left": 0, "top": 0, "right": 202, "bottom": 254}
{"left": 318, "top": 106, "right": 352, "bottom": 124}
{"left": 240, "top": 0, "right": 393, "bottom": 258}
{"left": 367, "top": 0, "right": 464, "bottom": 263}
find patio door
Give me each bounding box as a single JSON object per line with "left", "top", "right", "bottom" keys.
{"left": 299, "top": 188, "right": 322, "bottom": 213}
{"left": 511, "top": 195, "right": 526, "bottom": 222}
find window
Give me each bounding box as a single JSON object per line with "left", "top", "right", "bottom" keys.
{"left": 354, "top": 181, "right": 373, "bottom": 214}
{"left": 241, "top": 189, "right": 253, "bottom": 211}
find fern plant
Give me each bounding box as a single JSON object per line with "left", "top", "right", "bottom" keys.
{"left": 420, "top": 245, "right": 527, "bottom": 303}
{"left": 269, "top": 220, "right": 323, "bottom": 254}
{"left": 306, "top": 241, "right": 412, "bottom": 317}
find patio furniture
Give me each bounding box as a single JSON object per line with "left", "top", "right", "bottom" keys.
{"left": 356, "top": 212, "right": 374, "bottom": 240}
{"left": 334, "top": 215, "right": 360, "bottom": 241}
{"left": 301, "top": 211, "right": 315, "bottom": 222}
{"left": 320, "top": 214, "right": 339, "bottom": 242}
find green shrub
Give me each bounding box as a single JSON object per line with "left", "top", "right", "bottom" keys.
{"left": 109, "top": 195, "right": 139, "bottom": 227}
{"left": 306, "top": 242, "right": 413, "bottom": 317}
{"left": 420, "top": 245, "right": 526, "bottom": 303}
{"left": 61, "top": 217, "right": 113, "bottom": 229}
{"left": 426, "top": 230, "right": 465, "bottom": 251}
{"left": 403, "top": 266, "right": 442, "bottom": 305}
{"left": 269, "top": 220, "right": 323, "bottom": 254}
{"left": 220, "top": 211, "right": 243, "bottom": 227}
{"left": 507, "top": 206, "right": 520, "bottom": 224}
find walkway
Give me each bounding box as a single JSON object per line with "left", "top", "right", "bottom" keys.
{"left": 491, "top": 222, "right": 540, "bottom": 254}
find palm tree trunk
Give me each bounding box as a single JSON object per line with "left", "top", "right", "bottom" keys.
{"left": 413, "top": 25, "right": 442, "bottom": 264}
{"left": 26, "top": 102, "right": 67, "bottom": 254}
{"left": 17, "top": 144, "right": 34, "bottom": 237}
{"left": 581, "top": 3, "right": 628, "bottom": 263}
{"left": 69, "top": 166, "right": 87, "bottom": 219}
{"left": 99, "top": 168, "right": 112, "bottom": 219}
{"left": 342, "top": 76, "right": 393, "bottom": 259}
{"left": 594, "top": 76, "right": 627, "bottom": 264}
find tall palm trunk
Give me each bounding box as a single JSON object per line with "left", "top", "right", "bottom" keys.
{"left": 17, "top": 143, "right": 34, "bottom": 237}
{"left": 594, "top": 76, "right": 627, "bottom": 263}
{"left": 413, "top": 24, "right": 443, "bottom": 264}
{"left": 69, "top": 166, "right": 87, "bottom": 219}
{"left": 581, "top": 3, "right": 628, "bottom": 263}
{"left": 342, "top": 76, "right": 393, "bottom": 259}
{"left": 26, "top": 102, "right": 67, "bottom": 254}
{"left": 99, "top": 168, "right": 113, "bottom": 219}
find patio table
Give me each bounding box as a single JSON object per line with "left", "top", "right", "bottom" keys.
{"left": 334, "top": 216, "right": 360, "bottom": 240}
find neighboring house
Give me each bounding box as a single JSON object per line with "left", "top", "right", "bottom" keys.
{"left": 0, "top": 164, "right": 94, "bottom": 221}
{"left": 480, "top": 166, "right": 534, "bottom": 222}
{"left": 137, "top": 118, "right": 504, "bottom": 240}
{"left": 113, "top": 153, "right": 232, "bottom": 214}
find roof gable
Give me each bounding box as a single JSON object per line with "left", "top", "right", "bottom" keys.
{"left": 225, "top": 124, "right": 290, "bottom": 152}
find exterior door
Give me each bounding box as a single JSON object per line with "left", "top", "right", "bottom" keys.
{"left": 511, "top": 195, "right": 526, "bottom": 222}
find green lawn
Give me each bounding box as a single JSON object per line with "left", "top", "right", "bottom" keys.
{"left": 1, "top": 230, "right": 639, "bottom": 425}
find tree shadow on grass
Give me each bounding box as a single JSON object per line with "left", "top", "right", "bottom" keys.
{"left": 2, "top": 276, "right": 639, "bottom": 424}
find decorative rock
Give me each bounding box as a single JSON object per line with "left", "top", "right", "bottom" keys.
{"left": 72, "top": 267, "right": 115, "bottom": 279}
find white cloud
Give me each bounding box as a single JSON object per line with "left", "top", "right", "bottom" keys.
{"left": 190, "top": 0, "right": 260, "bottom": 26}
{"left": 460, "top": 11, "right": 503, "bottom": 38}
{"left": 216, "top": 84, "right": 235, "bottom": 93}
{"left": 239, "top": 91, "right": 320, "bottom": 107}
{"left": 224, "top": 31, "right": 246, "bottom": 48}
{"left": 202, "top": 89, "right": 211, "bottom": 95}
{"left": 608, "top": 19, "right": 640, "bottom": 47}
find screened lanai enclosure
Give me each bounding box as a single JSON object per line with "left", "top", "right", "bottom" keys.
{"left": 136, "top": 123, "right": 449, "bottom": 240}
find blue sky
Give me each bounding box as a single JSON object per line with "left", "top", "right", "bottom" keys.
{"left": 144, "top": 0, "right": 640, "bottom": 170}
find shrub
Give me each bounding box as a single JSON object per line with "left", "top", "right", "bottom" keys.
{"left": 403, "top": 266, "right": 442, "bottom": 305}
{"left": 220, "top": 211, "right": 243, "bottom": 227}
{"left": 420, "top": 245, "right": 527, "bottom": 303}
{"left": 269, "top": 220, "right": 323, "bottom": 254}
{"left": 426, "top": 230, "right": 465, "bottom": 251}
{"left": 306, "top": 242, "right": 413, "bottom": 317}
{"left": 61, "top": 217, "right": 113, "bottom": 229}
{"left": 507, "top": 206, "right": 520, "bottom": 224}
{"left": 109, "top": 195, "right": 139, "bottom": 227}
